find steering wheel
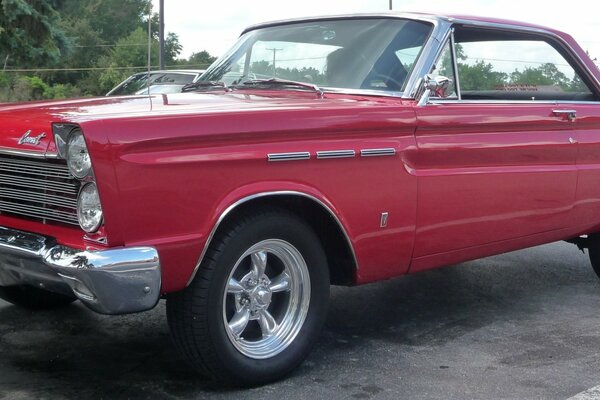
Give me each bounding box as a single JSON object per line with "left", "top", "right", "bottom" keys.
{"left": 363, "top": 73, "right": 404, "bottom": 91}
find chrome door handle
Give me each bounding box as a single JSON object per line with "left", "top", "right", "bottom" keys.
{"left": 569, "top": 137, "right": 577, "bottom": 144}
{"left": 553, "top": 109, "right": 577, "bottom": 121}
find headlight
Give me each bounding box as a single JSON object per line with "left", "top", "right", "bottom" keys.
{"left": 67, "top": 129, "right": 92, "bottom": 178}
{"left": 77, "top": 182, "right": 103, "bottom": 233}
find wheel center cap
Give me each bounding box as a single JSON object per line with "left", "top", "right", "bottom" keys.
{"left": 253, "top": 287, "right": 272, "bottom": 307}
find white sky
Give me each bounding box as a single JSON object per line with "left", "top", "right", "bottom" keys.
{"left": 152, "top": 0, "right": 600, "bottom": 65}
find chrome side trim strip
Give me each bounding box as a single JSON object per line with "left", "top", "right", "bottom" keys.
{"left": 267, "top": 152, "right": 311, "bottom": 162}
{"left": 360, "top": 148, "right": 396, "bottom": 157}
{"left": 316, "top": 150, "right": 355, "bottom": 159}
{"left": 0, "top": 147, "right": 59, "bottom": 160}
{"left": 188, "top": 191, "right": 359, "bottom": 286}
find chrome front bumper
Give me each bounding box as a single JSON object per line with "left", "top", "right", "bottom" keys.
{"left": 0, "top": 226, "right": 161, "bottom": 315}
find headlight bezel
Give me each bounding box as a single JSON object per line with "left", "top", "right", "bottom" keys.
{"left": 77, "top": 182, "right": 104, "bottom": 233}
{"left": 66, "top": 128, "right": 93, "bottom": 179}
{"left": 53, "top": 124, "right": 105, "bottom": 235}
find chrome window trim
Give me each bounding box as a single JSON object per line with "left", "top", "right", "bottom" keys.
{"left": 449, "top": 28, "right": 462, "bottom": 101}
{"left": 187, "top": 191, "right": 359, "bottom": 287}
{"left": 405, "top": 20, "right": 454, "bottom": 99}
{"left": 553, "top": 100, "right": 600, "bottom": 105}
{"left": 429, "top": 99, "right": 598, "bottom": 105}
{"left": 241, "top": 13, "right": 441, "bottom": 35}
{"left": 321, "top": 87, "right": 404, "bottom": 98}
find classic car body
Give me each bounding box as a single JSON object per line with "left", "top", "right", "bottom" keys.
{"left": 1, "top": 12, "right": 600, "bottom": 385}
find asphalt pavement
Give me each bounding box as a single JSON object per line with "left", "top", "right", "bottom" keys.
{"left": 1, "top": 241, "right": 600, "bottom": 399}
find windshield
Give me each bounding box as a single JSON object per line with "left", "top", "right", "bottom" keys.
{"left": 108, "top": 72, "right": 198, "bottom": 96}
{"left": 200, "top": 18, "right": 432, "bottom": 93}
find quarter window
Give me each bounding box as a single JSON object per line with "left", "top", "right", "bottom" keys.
{"left": 431, "top": 40, "right": 457, "bottom": 98}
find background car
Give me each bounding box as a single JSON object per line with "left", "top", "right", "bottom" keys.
{"left": 106, "top": 69, "right": 205, "bottom": 96}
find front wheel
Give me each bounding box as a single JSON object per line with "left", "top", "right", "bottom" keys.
{"left": 167, "top": 210, "right": 329, "bottom": 386}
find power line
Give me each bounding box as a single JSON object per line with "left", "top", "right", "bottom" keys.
{"left": 1, "top": 64, "right": 212, "bottom": 73}
{"left": 73, "top": 43, "right": 147, "bottom": 48}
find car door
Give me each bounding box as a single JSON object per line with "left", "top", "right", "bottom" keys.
{"left": 570, "top": 102, "right": 600, "bottom": 229}
{"left": 410, "top": 28, "right": 580, "bottom": 266}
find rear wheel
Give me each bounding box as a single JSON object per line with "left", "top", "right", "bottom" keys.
{"left": 0, "top": 285, "right": 76, "bottom": 310}
{"left": 588, "top": 234, "right": 600, "bottom": 279}
{"left": 167, "top": 210, "right": 329, "bottom": 386}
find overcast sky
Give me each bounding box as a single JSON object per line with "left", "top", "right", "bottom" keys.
{"left": 151, "top": 0, "right": 600, "bottom": 64}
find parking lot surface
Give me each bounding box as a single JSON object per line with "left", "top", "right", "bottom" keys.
{"left": 1, "top": 241, "right": 600, "bottom": 399}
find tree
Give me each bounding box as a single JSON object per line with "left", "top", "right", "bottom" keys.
{"left": 0, "top": 0, "right": 219, "bottom": 100}
{"left": 87, "top": 27, "right": 183, "bottom": 95}
{"left": 0, "top": 0, "right": 70, "bottom": 68}
{"left": 510, "top": 63, "right": 569, "bottom": 88}
{"left": 459, "top": 60, "right": 507, "bottom": 90}
{"left": 48, "top": 0, "right": 152, "bottom": 85}
{"left": 56, "top": 0, "right": 152, "bottom": 46}
{"left": 178, "top": 51, "right": 217, "bottom": 69}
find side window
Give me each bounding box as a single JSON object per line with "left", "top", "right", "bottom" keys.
{"left": 453, "top": 29, "right": 595, "bottom": 101}
{"left": 430, "top": 40, "right": 456, "bottom": 97}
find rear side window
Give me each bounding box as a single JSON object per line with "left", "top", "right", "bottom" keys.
{"left": 451, "top": 28, "right": 596, "bottom": 101}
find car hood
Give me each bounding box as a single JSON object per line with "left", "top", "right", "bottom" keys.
{"left": 0, "top": 91, "right": 406, "bottom": 122}
{"left": 0, "top": 91, "right": 410, "bottom": 155}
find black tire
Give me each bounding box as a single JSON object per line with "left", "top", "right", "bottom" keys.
{"left": 0, "top": 285, "right": 77, "bottom": 310}
{"left": 588, "top": 234, "right": 600, "bottom": 279}
{"left": 167, "top": 209, "right": 330, "bottom": 386}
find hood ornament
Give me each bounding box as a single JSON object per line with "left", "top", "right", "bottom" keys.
{"left": 18, "top": 130, "right": 46, "bottom": 145}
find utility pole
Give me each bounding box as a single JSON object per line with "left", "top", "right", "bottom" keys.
{"left": 266, "top": 48, "right": 283, "bottom": 76}
{"left": 389, "top": 0, "right": 392, "bottom": 10}
{"left": 159, "top": 0, "right": 165, "bottom": 70}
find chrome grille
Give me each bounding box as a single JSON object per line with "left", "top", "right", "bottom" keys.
{"left": 0, "top": 155, "right": 80, "bottom": 226}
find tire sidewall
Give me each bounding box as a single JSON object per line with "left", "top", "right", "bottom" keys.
{"left": 203, "top": 212, "right": 329, "bottom": 384}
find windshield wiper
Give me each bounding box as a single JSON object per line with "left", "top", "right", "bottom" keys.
{"left": 181, "top": 81, "right": 230, "bottom": 93}
{"left": 236, "top": 78, "right": 324, "bottom": 98}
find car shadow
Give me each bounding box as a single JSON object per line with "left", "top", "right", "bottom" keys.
{"left": 0, "top": 242, "right": 596, "bottom": 398}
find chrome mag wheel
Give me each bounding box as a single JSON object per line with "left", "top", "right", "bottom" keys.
{"left": 223, "top": 239, "right": 311, "bottom": 359}
{"left": 167, "top": 209, "right": 329, "bottom": 385}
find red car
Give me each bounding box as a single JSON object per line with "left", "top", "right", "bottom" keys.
{"left": 1, "top": 13, "right": 599, "bottom": 385}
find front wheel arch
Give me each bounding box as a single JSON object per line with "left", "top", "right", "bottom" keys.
{"left": 190, "top": 191, "right": 358, "bottom": 287}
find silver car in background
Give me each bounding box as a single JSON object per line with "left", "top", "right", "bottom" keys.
{"left": 106, "top": 69, "right": 205, "bottom": 96}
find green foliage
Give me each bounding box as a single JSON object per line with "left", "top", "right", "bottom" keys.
{"left": 437, "top": 43, "right": 587, "bottom": 94}
{"left": 0, "top": 71, "right": 9, "bottom": 87}
{"left": 174, "top": 51, "right": 217, "bottom": 69}
{"left": 56, "top": 0, "right": 152, "bottom": 45}
{"left": 250, "top": 61, "right": 326, "bottom": 84}
{"left": 44, "top": 82, "right": 80, "bottom": 99}
{"left": 0, "top": 72, "right": 80, "bottom": 101}
{"left": 0, "top": 0, "right": 217, "bottom": 101}
{"left": 0, "top": 0, "right": 70, "bottom": 66}
{"left": 456, "top": 60, "right": 586, "bottom": 93}
{"left": 88, "top": 27, "right": 185, "bottom": 95}
{"left": 459, "top": 61, "right": 508, "bottom": 90}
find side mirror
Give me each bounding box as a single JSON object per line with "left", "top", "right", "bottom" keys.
{"left": 417, "top": 74, "right": 452, "bottom": 106}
